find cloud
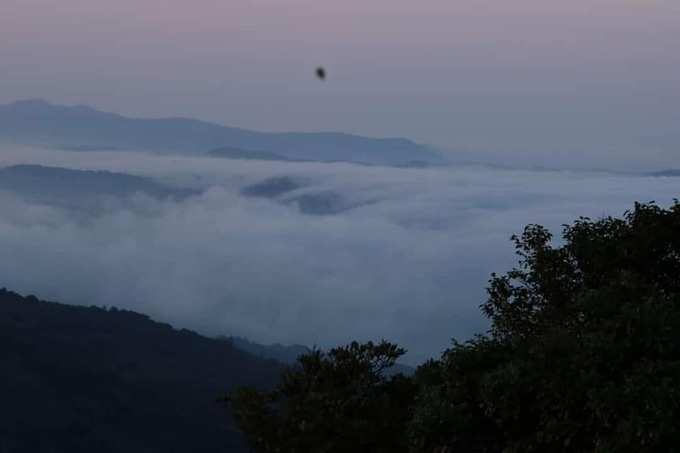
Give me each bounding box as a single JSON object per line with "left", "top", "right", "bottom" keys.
{"left": 0, "top": 145, "right": 678, "bottom": 363}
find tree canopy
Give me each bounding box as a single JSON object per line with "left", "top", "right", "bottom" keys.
{"left": 226, "top": 341, "right": 415, "bottom": 453}
{"left": 227, "top": 201, "right": 680, "bottom": 452}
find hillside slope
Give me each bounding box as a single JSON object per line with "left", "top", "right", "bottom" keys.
{"left": 0, "top": 289, "right": 282, "bottom": 453}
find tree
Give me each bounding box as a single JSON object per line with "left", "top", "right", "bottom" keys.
{"left": 411, "top": 201, "right": 680, "bottom": 452}
{"left": 227, "top": 201, "right": 680, "bottom": 452}
{"left": 226, "top": 341, "right": 416, "bottom": 453}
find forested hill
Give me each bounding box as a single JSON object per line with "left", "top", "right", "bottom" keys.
{"left": 0, "top": 288, "right": 282, "bottom": 453}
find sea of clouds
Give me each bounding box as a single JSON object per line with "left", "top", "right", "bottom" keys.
{"left": 0, "top": 145, "right": 678, "bottom": 364}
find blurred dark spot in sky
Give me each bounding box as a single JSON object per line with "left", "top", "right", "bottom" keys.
{"left": 316, "top": 67, "right": 326, "bottom": 81}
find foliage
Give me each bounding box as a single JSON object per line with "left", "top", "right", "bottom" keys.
{"left": 412, "top": 201, "right": 680, "bottom": 452}
{"left": 226, "top": 341, "right": 416, "bottom": 453}
{"left": 228, "top": 201, "right": 680, "bottom": 452}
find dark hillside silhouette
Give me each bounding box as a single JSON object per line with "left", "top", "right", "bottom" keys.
{"left": 0, "top": 289, "right": 282, "bottom": 453}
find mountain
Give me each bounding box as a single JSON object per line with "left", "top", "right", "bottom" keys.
{"left": 0, "top": 288, "right": 282, "bottom": 453}
{"left": 0, "top": 164, "right": 191, "bottom": 200}
{"left": 0, "top": 164, "right": 196, "bottom": 213}
{"left": 208, "top": 147, "right": 293, "bottom": 162}
{"left": 225, "top": 337, "right": 311, "bottom": 364}
{"left": 240, "top": 176, "right": 306, "bottom": 198}
{"left": 0, "top": 99, "right": 446, "bottom": 166}
{"left": 649, "top": 169, "right": 680, "bottom": 177}
{"left": 226, "top": 336, "right": 415, "bottom": 377}
{"left": 240, "top": 176, "right": 368, "bottom": 215}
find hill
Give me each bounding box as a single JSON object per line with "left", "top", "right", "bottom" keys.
{"left": 0, "top": 164, "right": 196, "bottom": 214}
{"left": 0, "top": 164, "right": 192, "bottom": 200}
{"left": 226, "top": 336, "right": 415, "bottom": 376}
{"left": 0, "top": 99, "right": 445, "bottom": 166}
{"left": 225, "top": 336, "right": 311, "bottom": 364}
{"left": 0, "top": 288, "right": 282, "bottom": 453}
{"left": 649, "top": 169, "right": 680, "bottom": 177}
{"left": 208, "top": 147, "right": 293, "bottom": 162}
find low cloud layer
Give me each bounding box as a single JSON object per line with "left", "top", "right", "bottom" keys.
{"left": 0, "top": 145, "right": 678, "bottom": 363}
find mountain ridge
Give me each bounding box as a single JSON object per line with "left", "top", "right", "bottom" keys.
{"left": 0, "top": 164, "right": 196, "bottom": 215}
{"left": 0, "top": 99, "right": 445, "bottom": 166}
{"left": 0, "top": 287, "right": 282, "bottom": 452}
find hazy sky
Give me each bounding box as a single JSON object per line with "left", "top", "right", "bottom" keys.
{"left": 1, "top": 0, "right": 679, "bottom": 163}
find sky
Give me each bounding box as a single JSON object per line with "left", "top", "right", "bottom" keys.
{"left": 1, "top": 144, "right": 678, "bottom": 364}
{"left": 1, "top": 0, "right": 679, "bottom": 166}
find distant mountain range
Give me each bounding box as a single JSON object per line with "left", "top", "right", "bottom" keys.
{"left": 208, "top": 147, "right": 295, "bottom": 162}
{"left": 224, "top": 336, "right": 414, "bottom": 376}
{"left": 0, "top": 99, "right": 446, "bottom": 166}
{"left": 0, "top": 164, "right": 375, "bottom": 218}
{"left": 224, "top": 336, "right": 311, "bottom": 364}
{"left": 648, "top": 169, "right": 680, "bottom": 177}
{"left": 0, "top": 164, "right": 370, "bottom": 216}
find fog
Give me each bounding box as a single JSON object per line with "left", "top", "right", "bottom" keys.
{"left": 0, "top": 145, "right": 677, "bottom": 363}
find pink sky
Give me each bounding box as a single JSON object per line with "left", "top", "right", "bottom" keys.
{"left": 1, "top": 0, "right": 678, "bottom": 159}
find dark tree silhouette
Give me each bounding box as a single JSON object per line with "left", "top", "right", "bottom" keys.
{"left": 229, "top": 201, "right": 680, "bottom": 452}
{"left": 0, "top": 290, "right": 282, "bottom": 453}
{"left": 226, "top": 341, "right": 415, "bottom": 453}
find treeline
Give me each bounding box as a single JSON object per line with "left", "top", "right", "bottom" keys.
{"left": 227, "top": 201, "right": 680, "bottom": 452}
